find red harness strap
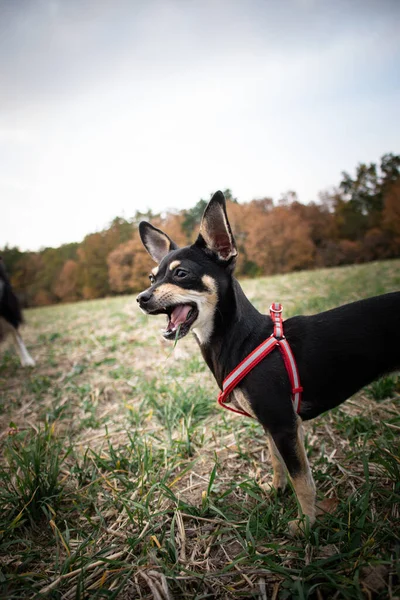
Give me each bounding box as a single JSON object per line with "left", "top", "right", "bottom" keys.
{"left": 217, "top": 303, "right": 302, "bottom": 417}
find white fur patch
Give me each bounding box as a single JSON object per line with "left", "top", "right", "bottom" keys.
{"left": 13, "top": 330, "right": 35, "bottom": 367}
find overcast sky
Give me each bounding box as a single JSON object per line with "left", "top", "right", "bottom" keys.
{"left": 1, "top": 0, "right": 399, "bottom": 251}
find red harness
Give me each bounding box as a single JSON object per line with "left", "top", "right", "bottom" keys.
{"left": 217, "top": 303, "right": 302, "bottom": 417}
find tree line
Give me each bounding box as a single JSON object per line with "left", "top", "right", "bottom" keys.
{"left": 2, "top": 153, "right": 400, "bottom": 307}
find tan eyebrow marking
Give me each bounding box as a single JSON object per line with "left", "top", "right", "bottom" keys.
{"left": 169, "top": 260, "right": 181, "bottom": 271}
{"left": 151, "top": 266, "right": 159, "bottom": 276}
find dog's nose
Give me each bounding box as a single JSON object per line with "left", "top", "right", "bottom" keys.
{"left": 136, "top": 291, "right": 152, "bottom": 305}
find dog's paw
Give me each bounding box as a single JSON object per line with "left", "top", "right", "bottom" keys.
{"left": 288, "top": 519, "right": 304, "bottom": 536}
{"left": 288, "top": 516, "right": 314, "bottom": 537}
{"left": 262, "top": 478, "right": 287, "bottom": 495}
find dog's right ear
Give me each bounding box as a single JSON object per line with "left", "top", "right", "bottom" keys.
{"left": 195, "top": 191, "right": 237, "bottom": 264}
{"left": 139, "top": 222, "right": 179, "bottom": 263}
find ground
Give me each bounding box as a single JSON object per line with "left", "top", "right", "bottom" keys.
{"left": 0, "top": 260, "right": 399, "bottom": 599}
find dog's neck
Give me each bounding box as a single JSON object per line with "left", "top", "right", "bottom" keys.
{"left": 195, "top": 277, "right": 267, "bottom": 387}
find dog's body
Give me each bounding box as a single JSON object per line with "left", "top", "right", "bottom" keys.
{"left": 137, "top": 192, "right": 400, "bottom": 533}
{"left": 0, "top": 259, "right": 35, "bottom": 367}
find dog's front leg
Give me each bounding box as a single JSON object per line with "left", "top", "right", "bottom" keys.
{"left": 263, "top": 432, "right": 288, "bottom": 492}
{"left": 269, "top": 416, "right": 316, "bottom": 535}
{"left": 11, "top": 330, "right": 35, "bottom": 367}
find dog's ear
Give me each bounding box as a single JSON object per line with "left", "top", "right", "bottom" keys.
{"left": 195, "top": 191, "right": 237, "bottom": 263}
{"left": 139, "top": 222, "right": 179, "bottom": 263}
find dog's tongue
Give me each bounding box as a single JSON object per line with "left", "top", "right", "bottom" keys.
{"left": 169, "top": 304, "right": 192, "bottom": 329}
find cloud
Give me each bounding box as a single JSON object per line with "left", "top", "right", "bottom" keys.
{"left": 0, "top": 127, "right": 35, "bottom": 144}
{"left": 0, "top": 175, "right": 32, "bottom": 192}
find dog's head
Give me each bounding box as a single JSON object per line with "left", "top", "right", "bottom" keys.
{"left": 137, "top": 191, "right": 237, "bottom": 344}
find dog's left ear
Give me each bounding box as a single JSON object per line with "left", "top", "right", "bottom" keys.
{"left": 195, "top": 191, "right": 237, "bottom": 264}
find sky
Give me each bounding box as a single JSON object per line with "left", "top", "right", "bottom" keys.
{"left": 1, "top": 0, "right": 399, "bottom": 251}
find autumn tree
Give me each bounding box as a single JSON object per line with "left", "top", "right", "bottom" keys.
{"left": 77, "top": 233, "right": 109, "bottom": 299}
{"left": 108, "top": 213, "right": 186, "bottom": 294}
{"left": 162, "top": 212, "right": 188, "bottom": 247}
{"left": 248, "top": 206, "right": 315, "bottom": 274}
{"left": 53, "top": 260, "right": 80, "bottom": 302}
{"left": 182, "top": 199, "right": 208, "bottom": 241}
{"left": 382, "top": 179, "right": 400, "bottom": 255}
{"left": 10, "top": 252, "right": 46, "bottom": 306}
{"left": 339, "top": 153, "right": 400, "bottom": 238}
{"left": 0, "top": 246, "right": 25, "bottom": 276}
{"left": 36, "top": 244, "right": 79, "bottom": 301}
{"left": 108, "top": 236, "right": 153, "bottom": 294}
{"left": 78, "top": 218, "right": 133, "bottom": 299}
{"left": 224, "top": 198, "right": 274, "bottom": 275}
{"left": 290, "top": 200, "right": 335, "bottom": 247}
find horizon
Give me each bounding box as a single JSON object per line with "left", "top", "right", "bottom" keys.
{"left": 0, "top": 186, "right": 322, "bottom": 253}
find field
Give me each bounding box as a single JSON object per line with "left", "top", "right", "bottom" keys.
{"left": 0, "top": 260, "right": 399, "bottom": 599}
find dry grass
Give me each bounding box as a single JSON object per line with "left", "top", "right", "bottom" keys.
{"left": 0, "top": 259, "right": 399, "bottom": 599}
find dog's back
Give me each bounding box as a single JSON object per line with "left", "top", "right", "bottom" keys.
{"left": 285, "top": 291, "right": 400, "bottom": 420}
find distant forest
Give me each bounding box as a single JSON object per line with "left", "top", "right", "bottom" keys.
{"left": 2, "top": 153, "right": 400, "bottom": 307}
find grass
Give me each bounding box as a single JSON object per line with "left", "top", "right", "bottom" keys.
{"left": 0, "top": 259, "right": 399, "bottom": 599}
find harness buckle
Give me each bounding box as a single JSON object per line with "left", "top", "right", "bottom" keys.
{"left": 269, "top": 304, "right": 283, "bottom": 313}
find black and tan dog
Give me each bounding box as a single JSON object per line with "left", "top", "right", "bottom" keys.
{"left": 0, "top": 258, "right": 35, "bottom": 368}
{"left": 137, "top": 191, "right": 400, "bottom": 534}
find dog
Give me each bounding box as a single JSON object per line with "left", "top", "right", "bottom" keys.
{"left": 0, "top": 258, "right": 35, "bottom": 367}
{"left": 137, "top": 191, "right": 400, "bottom": 534}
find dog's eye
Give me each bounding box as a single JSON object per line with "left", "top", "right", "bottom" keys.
{"left": 149, "top": 274, "right": 155, "bottom": 284}
{"left": 175, "top": 269, "right": 188, "bottom": 279}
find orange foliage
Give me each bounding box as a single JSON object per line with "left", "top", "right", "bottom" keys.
{"left": 108, "top": 213, "right": 188, "bottom": 294}
{"left": 108, "top": 235, "right": 154, "bottom": 294}
{"left": 383, "top": 180, "right": 400, "bottom": 237}
{"left": 291, "top": 201, "right": 337, "bottom": 246}
{"left": 3, "top": 162, "right": 399, "bottom": 308}
{"left": 53, "top": 260, "right": 79, "bottom": 302}
{"left": 244, "top": 204, "right": 315, "bottom": 274}
{"left": 33, "top": 289, "right": 54, "bottom": 306}
{"left": 337, "top": 240, "right": 362, "bottom": 265}
{"left": 225, "top": 198, "right": 274, "bottom": 274}
{"left": 162, "top": 213, "right": 188, "bottom": 247}
{"left": 363, "top": 229, "right": 392, "bottom": 261}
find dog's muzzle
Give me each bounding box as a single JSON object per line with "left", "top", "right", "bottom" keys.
{"left": 136, "top": 289, "right": 199, "bottom": 340}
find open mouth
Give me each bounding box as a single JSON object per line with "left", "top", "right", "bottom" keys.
{"left": 161, "top": 303, "right": 199, "bottom": 340}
